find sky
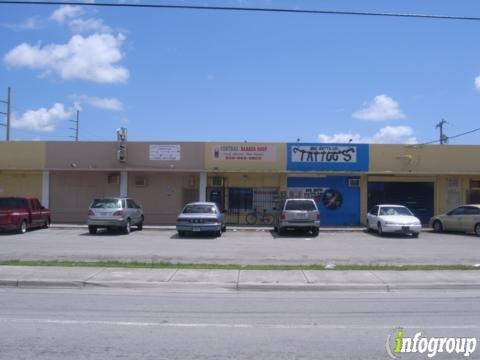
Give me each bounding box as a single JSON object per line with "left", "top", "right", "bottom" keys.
{"left": 1, "top": 0, "right": 480, "bottom": 144}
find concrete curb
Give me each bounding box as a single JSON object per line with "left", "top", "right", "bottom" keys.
{"left": 3, "top": 279, "right": 480, "bottom": 291}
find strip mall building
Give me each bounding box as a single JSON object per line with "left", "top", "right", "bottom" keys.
{"left": 1, "top": 141, "right": 479, "bottom": 225}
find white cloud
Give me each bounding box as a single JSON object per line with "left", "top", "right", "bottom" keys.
{"left": 353, "top": 94, "right": 405, "bottom": 121}
{"left": 3, "top": 17, "right": 42, "bottom": 31}
{"left": 317, "top": 133, "right": 362, "bottom": 143}
{"left": 50, "top": 5, "right": 85, "bottom": 23}
{"left": 318, "top": 126, "right": 417, "bottom": 144}
{"left": 4, "top": 33, "right": 129, "bottom": 83}
{"left": 371, "top": 125, "right": 417, "bottom": 144}
{"left": 12, "top": 103, "right": 73, "bottom": 132}
{"left": 72, "top": 95, "right": 123, "bottom": 111}
{"left": 475, "top": 76, "right": 480, "bottom": 90}
{"left": 69, "top": 18, "right": 111, "bottom": 33}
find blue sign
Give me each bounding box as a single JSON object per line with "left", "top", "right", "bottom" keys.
{"left": 287, "top": 176, "right": 360, "bottom": 225}
{"left": 287, "top": 143, "right": 369, "bottom": 171}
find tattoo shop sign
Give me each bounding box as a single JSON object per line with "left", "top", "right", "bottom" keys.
{"left": 212, "top": 144, "right": 277, "bottom": 161}
{"left": 287, "top": 143, "right": 368, "bottom": 171}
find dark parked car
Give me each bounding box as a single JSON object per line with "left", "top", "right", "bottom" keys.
{"left": 0, "top": 197, "right": 51, "bottom": 234}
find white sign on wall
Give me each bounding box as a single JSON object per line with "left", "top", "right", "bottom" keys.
{"left": 149, "top": 144, "right": 181, "bottom": 161}
{"left": 212, "top": 144, "right": 277, "bottom": 161}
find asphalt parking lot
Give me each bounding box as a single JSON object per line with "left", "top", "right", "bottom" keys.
{"left": 0, "top": 227, "right": 479, "bottom": 265}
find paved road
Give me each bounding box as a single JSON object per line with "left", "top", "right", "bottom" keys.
{"left": 0, "top": 228, "right": 479, "bottom": 265}
{"left": 0, "top": 288, "right": 479, "bottom": 359}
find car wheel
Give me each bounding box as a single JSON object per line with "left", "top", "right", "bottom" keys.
{"left": 43, "top": 218, "right": 50, "bottom": 229}
{"left": 475, "top": 223, "right": 480, "bottom": 237}
{"left": 215, "top": 230, "right": 222, "bottom": 237}
{"left": 377, "top": 222, "right": 384, "bottom": 236}
{"left": 137, "top": 216, "right": 144, "bottom": 231}
{"left": 18, "top": 220, "right": 27, "bottom": 234}
{"left": 222, "top": 225, "right": 226, "bottom": 232}
{"left": 412, "top": 232, "right": 419, "bottom": 238}
{"left": 88, "top": 225, "right": 97, "bottom": 234}
{"left": 178, "top": 231, "right": 185, "bottom": 237}
{"left": 311, "top": 228, "right": 319, "bottom": 237}
{"left": 277, "top": 227, "right": 284, "bottom": 236}
{"left": 432, "top": 220, "right": 443, "bottom": 233}
{"left": 123, "top": 219, "right": 131, "bottom": 234}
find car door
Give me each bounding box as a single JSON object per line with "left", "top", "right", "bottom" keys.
{"left": 126, "top": 200, "right": 139, "bottom": 224}
{"left": 367, "top": 206, "right": 379, "bottom": 229}
{"left": 459, "top": 206, "right": 480, "bottom": 232}
{"left": 443, "top": 206, "right": 465, "bottom": 231}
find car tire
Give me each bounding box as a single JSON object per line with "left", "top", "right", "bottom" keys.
{"left": 432, "top": 220, "right": 443, "bottom": 233}
{"left": 18, "top": 220, "right": 27, "bottom": 234}
{"left": 88, "top": 225, "right": 97, "bottom": 234}
{"left": 277, "top": 227, "right": 284, "bottom": 236}
{"left": 412, "top": 232, "right": 419, "bottom": 238}
{"left": 43, "top": 218, "right": 50, "bottom": 229}
{"left": 222, "top": 225, "right": 226, "bottom": 232}
{"left": 311, "top": 228, "right": 319, "bottom": 237}
{"left": 178, "top": 231, "right": 185, "bottom": 237}
{"left": 377, "top": 222, "right": 384, "bottom": 236}
{"left": 123, "top": 219, "right": 131, "bottom": 234}
{"left": 215, "top": 230, "right": 222, "bottom": 237}
{"left": 475, "top": 223, "right": 480, "bottom": 237}
{"left": 137, "top": 216, "right": 144, "bottom": 231}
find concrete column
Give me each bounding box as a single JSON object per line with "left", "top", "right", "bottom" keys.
{"left": 120, "top": 171, "right": 128, "bottom": 197}
{"left": 41, "top": 171, "right": 50, "bottom": 208}
{"left": 199, "top": 172, "right": 207, "bottom": 202}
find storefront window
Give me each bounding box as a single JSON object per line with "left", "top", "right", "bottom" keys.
{"left": 228, "top": 188, "right": 253, "bottom": 210}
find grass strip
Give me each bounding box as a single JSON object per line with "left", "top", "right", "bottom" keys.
{"left": 0, "top": 260, "right": 477, "bottom": 271}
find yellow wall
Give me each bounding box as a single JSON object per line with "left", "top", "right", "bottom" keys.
{"left": 205, "top": 143, "right": 286, "bottom": 171}
{"left": 0, "top": 142, "right": 46, "bottom": 169}
{"left": 0, "top": 171, "right": 42, "bottom": 198}
{"left": 370, "top": 145, "right": 480, "bottom": 174}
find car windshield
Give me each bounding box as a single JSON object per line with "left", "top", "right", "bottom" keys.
{"left": 183, "top": 205, "right": 216, "bottom": 214}
{"left": 379, "top": 206, "right": 412, "bottom": 216}
{"left": 0, "top": 198, "right": 28, "bottom": 209}
{"left": 285, "top": 200, "right": 317, "bottom": 211}
{"left": 91, "top": 199, "right": 122, "bottom": 209}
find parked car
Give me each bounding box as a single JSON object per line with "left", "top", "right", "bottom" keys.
{"left": 430, "top": 204, "right": 480, "bottom": 236}
{"left": 87, "top": 197, "right": 144, "bottom": 234}
{"left": 273, "top": 198, "right": 320, "bottom": 236}
{"left": 366, "top": 204, "right": 421, "bottom": 237}
{"left": 0, "top": 197, "right": 51, "bottom": 234}
{"left": 176, "top": 202, "right": 225, "bottom": 237}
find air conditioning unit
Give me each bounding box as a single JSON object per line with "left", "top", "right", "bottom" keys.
{"left": 135, "top": 175, "right": 148, "bottom": 187}
{"left": 212, "top": 176, "right": 224, "bottom": 187}
{"left": 348, "top": 178, "right": 360, "bottom": 187}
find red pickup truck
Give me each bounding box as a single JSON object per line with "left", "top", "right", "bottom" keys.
{"left": 0, "top": 197, "right": 51, "bottom": 234}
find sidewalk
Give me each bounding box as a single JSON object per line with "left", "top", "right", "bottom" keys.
{"left": 1, "top": 266, "right": 478, "bottom": 291}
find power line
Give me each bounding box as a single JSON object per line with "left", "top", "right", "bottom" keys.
{"left": 420, "top": 126, "right": 480, "bottom": 145}
{"left": 2, "top": 1, "right": 480, "bottom": 22}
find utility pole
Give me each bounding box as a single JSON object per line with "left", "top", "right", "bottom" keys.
{"left": 435, "top": 118, "right": 448, "bottom": 144}
{"left": 69, "top": 110, "right": 79, "bottom": 141}
{"left": 0, "top": 87, "right": 11, "bottom": 141}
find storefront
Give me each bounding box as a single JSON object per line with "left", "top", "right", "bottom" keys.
{"left": 205, "top": 143, "right": 286, "bottom": 225}
{"left": 286, "top": 143, "right": 369, "bottom": 225}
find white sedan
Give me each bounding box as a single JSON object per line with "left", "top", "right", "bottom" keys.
{"left": 366, "top": 204, "right": 421, "bottom": 237}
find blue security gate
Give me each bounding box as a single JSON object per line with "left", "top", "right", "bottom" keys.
{"left": 287, "top": 176, "right": 361, "bottom": 226}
